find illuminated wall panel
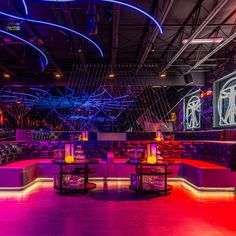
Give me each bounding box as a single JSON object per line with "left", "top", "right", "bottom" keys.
{"left": 183, "top": 90, "right": 201, "bottom": 130}
{"left": 213, "top": 72, "right": 236, "bottom": 128}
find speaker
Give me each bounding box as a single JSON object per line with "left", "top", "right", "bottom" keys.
{"left": 184, "top": 74, "right": 193, "bottom": 84}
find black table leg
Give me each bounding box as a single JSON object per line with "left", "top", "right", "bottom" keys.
{"left": 59, "top": 163, "right": 63, "bottom": 194}
{"left": 84, "top": 163, "right": 88, "bottom": 193}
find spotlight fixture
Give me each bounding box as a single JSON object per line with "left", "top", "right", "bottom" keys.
{"left": 182, "top": 37, "right": 223, "bottom": 45}
{"left": 3, "top": 72, "right": 11, "bottom": 79}
{"left": 54, "top": 73, "right": 62, "bottom": 79}
{"left": 159, "top": 72, "right": 167, "bottom": 78}
{"left": 16, "top": 100, "right": 22, "bottom": 105}
{"left": 108, "top": 73, "right": 116, "bottom": 79}
{"left": 151, "top": 44, "right": 155, "bottom": 52}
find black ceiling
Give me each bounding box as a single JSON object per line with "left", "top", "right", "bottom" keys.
{"left": 0, "top": 0, "right": 236, "bottom": 83}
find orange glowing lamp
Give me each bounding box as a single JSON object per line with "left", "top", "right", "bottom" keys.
{"left": 200, "top": 93, "right": 205, "bottom": 98}
{"left": 65, "top": 155, "right": 74, "bottom": 163}
{"left": 206, "top": 90, "right": 212, "bottom": 96}
{"left": 64, "top": 143, "right": 74, "bottom": 163}
{"left": 147, "top": 155, "right": 157, "bottom": 164}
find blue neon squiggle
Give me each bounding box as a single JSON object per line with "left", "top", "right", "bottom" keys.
{"left": 21, "top": 0, "right": 29, "bottom": 15}
{"left": 0, "top": 29, "right": 49, "bottom": 66}
{"left": 43, "top": 0, "right": 163, "bottom": 34}
{"left": 0, "top": 11, "right": 104, "bottom": 57}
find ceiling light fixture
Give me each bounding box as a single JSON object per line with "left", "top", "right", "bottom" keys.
{"left": 151, "top": 44, "right": 155, "bottom": 52}
{"left": 108, "top": 73, "right": 116, "bottom": 79}
{"left": 182, "top": 37, "right": 224, "bottom": 45}
{"left": 54, "top": 73, "right": 62, "bottom": 79}
{"left": 160, "top": 72, "right": 167, "bottom": 78}
{"left": 3, "top": 72, "right": 11, "bottom": 79}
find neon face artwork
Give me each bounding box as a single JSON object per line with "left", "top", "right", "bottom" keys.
{"left": 218, "top": 77, "right": 236, "bottom": 127}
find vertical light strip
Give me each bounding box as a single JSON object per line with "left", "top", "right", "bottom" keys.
{"left": 21, "top": 0, "right": 29, "bottom": 15}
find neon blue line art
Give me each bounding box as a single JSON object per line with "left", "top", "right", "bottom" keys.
{"left": 21, "top": 0, "right": 29, "bottom": 15}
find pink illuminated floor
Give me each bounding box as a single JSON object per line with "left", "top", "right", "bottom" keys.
{"left": 0, "top": 181, "right": 235, "bottom": 236}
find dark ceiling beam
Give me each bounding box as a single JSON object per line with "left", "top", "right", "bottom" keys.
{"left": 0, "top": 30, "right": 25, "bottom": 76}
{"left": 0, "top": 63, "right": 8, "bottom": 72}
{"left": 159, "top": 0, "right": 205, "bottom": 61}
{"left": 161, "top": 0, "right": 228, "bottom": 73}
{"left": 186, "top": 31, "right": 236, "bottom": 74}
{"left": 4, "top": 72, "right": 204, "bottom": 87}
{"left": 183, "top": 8, "right": 236, "bottom": 64}
{"left": 31, "top": 23, "right": 236, "bottom": 29}
{"left": 0, "top": 44, "right": 23, "bottom": 76}
{"left": 60, "top": 4, "right": 86, "bottom": 64}
{"left": 136, "top": 0, "right": 174, "bottom": 73}
{"left": 1, "top": 45, "right": 24, "bottom": 65}
{"left": 111, "top": 5, "right": 120, "bottom": 66}
{"left": 3, "top": 64, "right": 204, "bottom": 87}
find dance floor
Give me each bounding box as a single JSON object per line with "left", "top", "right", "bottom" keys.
{"left": 0, "top": 181, "right": 235, "bottom": 236}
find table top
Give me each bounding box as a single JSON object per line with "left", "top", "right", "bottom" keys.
{"left": 52, "top": 159, "right": 99, "bottom": 165}
{"left": 126, "top": 159, "right": 174, "bottom": 166}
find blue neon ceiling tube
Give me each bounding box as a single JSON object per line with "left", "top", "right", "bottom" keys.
{"left": 21, "top": 0, "right": 29, "bottom": 15}
{"left": 0, "top": 11, "right": 104, "bottom": 57}
{"left": 42, "top": 0, "right": 163, "bottom": 33}
{"left": 0, "top": 29, "right": 49, "bottom": 66}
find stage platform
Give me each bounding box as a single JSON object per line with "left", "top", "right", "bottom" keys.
{"left": 0, "top": 158, "right": 236, "bottom": 191}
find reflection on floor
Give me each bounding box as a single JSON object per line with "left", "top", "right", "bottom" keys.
{"left": 0, "top": 181, "right": 235, "bottom": 236}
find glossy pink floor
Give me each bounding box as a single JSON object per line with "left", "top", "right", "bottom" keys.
{"left": 0, "top": 181, "right": 235, "bottom": 236}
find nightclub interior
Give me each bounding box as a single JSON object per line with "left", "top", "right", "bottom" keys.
{"left": 0, "top": 0, "right": 236, "bottom": 235}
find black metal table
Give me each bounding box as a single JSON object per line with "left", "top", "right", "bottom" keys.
{"left": 127, "top": 160, "right": 173, "bottom": 195}
{"left": 52, "top": 159, "right": 99, "bottom": 194}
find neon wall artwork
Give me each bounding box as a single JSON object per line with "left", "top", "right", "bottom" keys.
{"left": 214, "top": 72, "right": 236, "bottom": 128}
{"left": 183, "top": 90, "right": 201, "bottom": 130}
